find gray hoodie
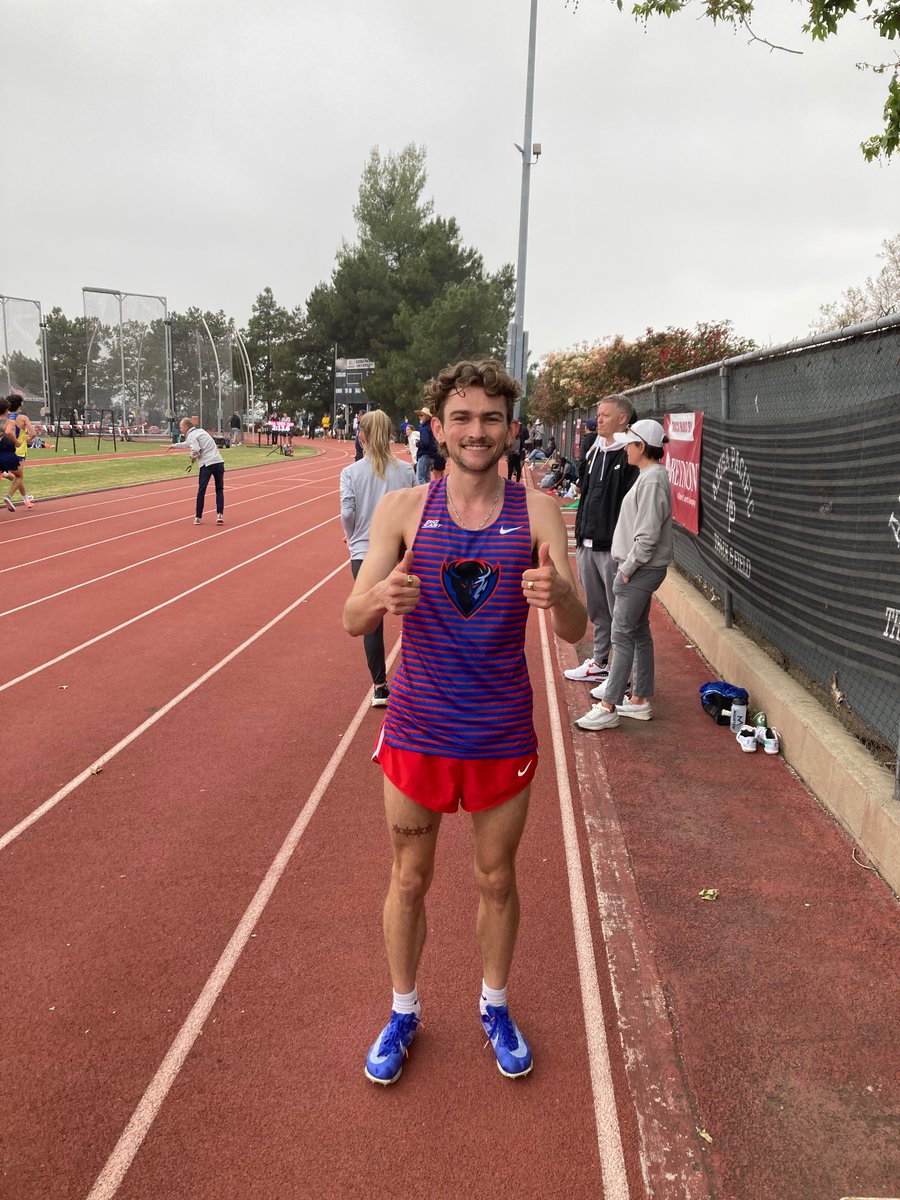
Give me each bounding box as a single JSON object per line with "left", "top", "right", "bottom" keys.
{"left": 610, "top": 463, "right": 673, "bottom": 579}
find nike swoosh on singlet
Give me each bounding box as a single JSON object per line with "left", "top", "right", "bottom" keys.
{"left": 499, "top": 526, "right": 524, "bottom": 535}
{"left": 517, "top": 761, "right": 533, "bottom": 777}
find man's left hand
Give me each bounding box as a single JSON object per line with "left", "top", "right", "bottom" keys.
{"left": 522, "top": 542, "right": 568, "bottom": 609}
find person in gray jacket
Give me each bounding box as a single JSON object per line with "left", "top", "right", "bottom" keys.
{"left": 340, "top": 409, "right": 416, "bottom": 706}
{"left": 575, "top": 419, "right": 673, "bottom": 731}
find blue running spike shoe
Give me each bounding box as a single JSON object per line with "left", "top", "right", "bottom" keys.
{"left": 480, "top": 1004, "right": 533, "bottom": 1078}
{"left": 364, "top": 1011, "right": 420, "bottom": 1085}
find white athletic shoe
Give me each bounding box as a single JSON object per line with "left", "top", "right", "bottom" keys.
{"left": 736, "top": 725, "right": 758, "bottom": 752}
{"left": 564, "top": 658, "right": 609, "bottom": 683}
{"left": 575, "top": 703, "right": 620, "bottom": 731}
{"left": 193, "top": 517, "right": 202, "bottom": 525}
{"left": 616, "top": 699, "right": 653, "bottom": 720}
{"left": 756, "top": 726, "right": 780, "bottom": 755}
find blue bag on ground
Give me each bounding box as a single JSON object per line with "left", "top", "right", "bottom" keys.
{"left": 700, "top": 681, "right": 749, "bottom": 725}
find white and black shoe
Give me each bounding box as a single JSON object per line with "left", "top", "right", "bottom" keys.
{"left": 736, "top": 725, "right": 758, "bottom": 752}
{"left": 756, "top": 726, "right": 780, "bottom": 755}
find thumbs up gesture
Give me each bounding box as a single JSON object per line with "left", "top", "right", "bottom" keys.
{"left": 521, "top": 542, "right": 558, "bottom": 609}
{"left": 383, "top": 549, "right": 421, "bottom": 615}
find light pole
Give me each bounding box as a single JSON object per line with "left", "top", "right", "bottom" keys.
{"left": 506, "top": 0, "right": 541, "bottom": 410}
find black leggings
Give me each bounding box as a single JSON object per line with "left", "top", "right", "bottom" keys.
{"left": 197, "top": 462, "right": 225, "bottom": 517}
{"left": 350, "top": 558, "right": 386, "bottom": 686}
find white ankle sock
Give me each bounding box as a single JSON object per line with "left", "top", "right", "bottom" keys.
{"left": 392, "top": 987, "right": 420, "bottom": 1016}
{"left": 480, "top": 980, "right": 508, "bottom": 1013}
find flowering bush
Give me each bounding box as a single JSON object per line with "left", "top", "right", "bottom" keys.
{"left": 530, "top": 321, "right": 755, "bottom": 423}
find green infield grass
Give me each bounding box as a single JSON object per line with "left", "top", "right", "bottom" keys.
{"left": 20, "top": 444, "right": 317, "bottom": 502}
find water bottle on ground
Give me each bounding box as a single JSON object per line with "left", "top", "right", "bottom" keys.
{"left": 729, "top": 701, "right": 748, "bottom": 733}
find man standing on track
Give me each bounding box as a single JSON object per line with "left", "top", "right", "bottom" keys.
{"left": 169, "top": 417, "right": 225, "bottom": 525}
{"left": 344, "top": 359, "right": 586, "bottom": 1087}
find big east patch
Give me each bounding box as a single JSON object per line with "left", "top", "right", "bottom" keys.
{"left": 441, "top": 559, "right": 499, "bottom": 618}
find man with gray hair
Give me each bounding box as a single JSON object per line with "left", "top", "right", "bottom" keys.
{"left": 168, "top": 417, "right": 225, "bottom": 525}
{"left": 564, "top": 394, "right": 639, "bottom": 684}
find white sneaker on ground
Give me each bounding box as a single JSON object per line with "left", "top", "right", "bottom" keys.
{"left": 216, "top": 514, "right": 224, "bottom": 524}
{"left": 736, "top": 725, "right": 758, "bottom": 752}
{"left": 756, "top": 726, "right": 780, "bottom": 754}
{"left": 564, "top": 658, "right": 609, "bottom": 683}
{"left": 193, "top": 517, "right": 202, "bottom": 525}
{"left": 575, "top": 703, "right": 620, "bottom": 731}
{"left": 616, "top": 699, "right": 653, "bottom": 720}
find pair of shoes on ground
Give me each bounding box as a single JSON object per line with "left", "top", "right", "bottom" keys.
{"left": 564, "top": 657, "right": 609, "bottom": 683}
{"left": 365, "top": 1004, "right": 533, "bottom": 1085}
{"left": 736, "top": 724, "right": 780, "bottom": 754}
{"left": 371, "top": 684, "right": 390, "bottom": 707}
{"left": 575, "top": 696, "right": 652, "bottom": 730}
{"left": 193, "top": 515, "right": 225, "bottom": 525}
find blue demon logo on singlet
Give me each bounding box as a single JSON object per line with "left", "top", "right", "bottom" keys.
{"left": 441, "top": 559, "right": 499, "bottom": 619}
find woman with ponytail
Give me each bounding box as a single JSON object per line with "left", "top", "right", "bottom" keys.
{"left": 340, "top": 409, "right": 417, "bottom": 706}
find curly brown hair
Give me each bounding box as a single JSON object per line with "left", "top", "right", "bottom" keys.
{"left": 422, "top": 359, "right": 521, "bottom": 425}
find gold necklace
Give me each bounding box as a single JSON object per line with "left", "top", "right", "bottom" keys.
{"left": 446, "top": 478, "right": 503, "bottom": 531}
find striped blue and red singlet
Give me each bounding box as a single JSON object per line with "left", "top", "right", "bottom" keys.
{"left": 381, "top": 476, "right": 536, "bottom": 760}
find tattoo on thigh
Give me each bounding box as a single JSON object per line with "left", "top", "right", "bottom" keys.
{"left": 392, "top": 823, "right": 433, "bottom": 838}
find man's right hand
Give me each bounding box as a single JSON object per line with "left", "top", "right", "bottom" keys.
{"left": 381, "top": 549, "right": 421, "bottom": 615}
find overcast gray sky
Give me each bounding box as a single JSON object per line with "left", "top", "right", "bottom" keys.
{"left": 3, "top": 0, "right": 897, "bottom": 363}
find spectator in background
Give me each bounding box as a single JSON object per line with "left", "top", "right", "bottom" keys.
{"left": 575, "top": 419, "right": 673, "bottom": 731}
{"left": 506, "top": 424, "right": 526, "bottom": 483}
{"left": 565, "top": 394, "right": 638, "bottom": 687}
{"left": 3, "top": 397, "right": 35, "bottom": 510}
{"left": 229, "top": 411, "right": 242, "bottom": 446}
{"left": 168, "top": 417, "right": 226, "bottom": 525}
{"left": 340, "top": 409, "right": 416, "bottom": 707}
{"left": 0, "top": 399, "right": 26, "bottom": 512}
{"left": 415, "top": 404, "right": 437, "bottom": 485}
{"left": 576, "top": 418, "right": 597, "bottom": 488}
{"left": 406, "top": 419, "right": 420, "bottom": 463}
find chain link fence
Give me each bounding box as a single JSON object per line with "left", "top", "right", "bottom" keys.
{"left": 554, "top": 316, "right": 900, "bottom": 767}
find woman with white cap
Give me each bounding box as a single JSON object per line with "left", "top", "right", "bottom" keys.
{"left": 575, "top": 418, "right": 673, "bottom": 731}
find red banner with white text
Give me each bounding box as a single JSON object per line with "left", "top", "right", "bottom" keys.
{"left": 663, "top": 412, "right": 703, "bottom": 534}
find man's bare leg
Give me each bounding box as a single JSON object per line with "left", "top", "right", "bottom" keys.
{"left": 382, "top": 778, "right": 442, "bottom": 993}
{"left": 471, "top": 785, "right": 531, "bottom": 990}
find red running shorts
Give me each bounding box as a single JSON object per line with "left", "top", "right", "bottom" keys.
{"left": 373, "top": 729, "right": 538, "bottom": 814}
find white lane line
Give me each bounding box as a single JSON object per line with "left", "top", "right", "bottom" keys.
{"left": 2, "top": 455, "right": 334, "bottom": 545}
{"left": 82, "top": 637, "right": 402, "bottom": 1200}
{"left": 0, "top": 512, "right": 340, "bottom": 694}
{"left": 0, "top": 560, "right": 359, "bottom": 853}
{"left": 0, "top": 487, "right": 338, "bottom": 618}
{"left": 0, "top": 469, "right": 338, "bottom": 574}
{"left": 538, "top": 608, "right": 630, "bottom": 1200}
{"left": 571, "top": 718, "right": 714, "bottom": 1199}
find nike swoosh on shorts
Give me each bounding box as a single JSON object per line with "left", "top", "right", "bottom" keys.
{"left": 517, "top": 761, "right": 533, "bottom": 777}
